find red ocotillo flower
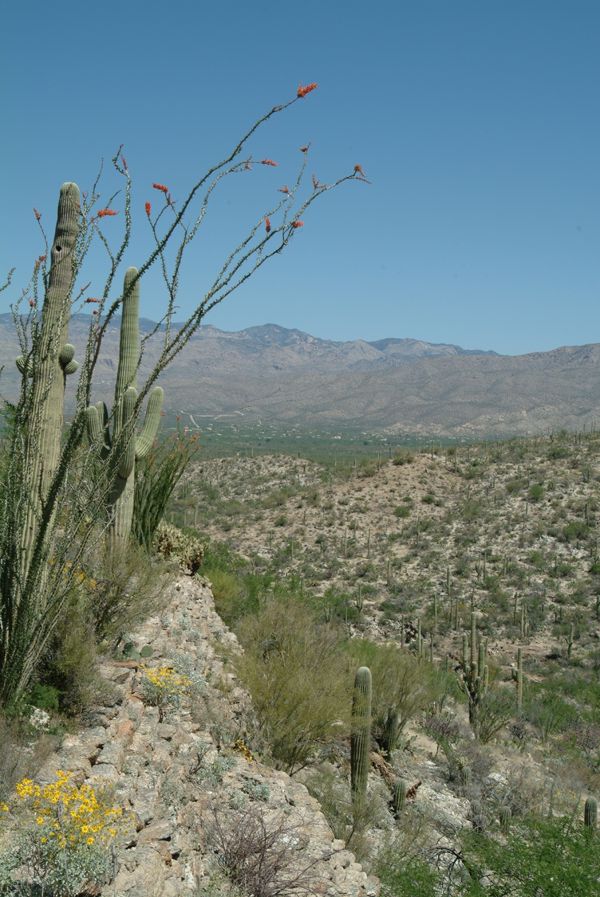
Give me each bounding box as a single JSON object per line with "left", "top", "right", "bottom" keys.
{"left": 291, "top": 220, "right": 304, "bottom": 228}
{"left": 97, "top": 208, "right": 118, "bottom": 218}
{"left": 33, "top": 208, "right": 41, "bottom": 221}
{"left": 85, "top": 297, "right": 100, "bottom": 303}
{"left": 278, "top": 185, "right": 290, "bottom": 194}
{"left": 38, "top": 255, "right": 46, "bottom": 263}
{"left": 145, "top": 202, "right": 152, "bottom": 216}
{"left": 29, "top": 298, "right": 36, "bottom": 307}
{"left": 153, "top": 183, "right": 169, "bottom": 193}
{"left": 299, "top": 145, "right": 310, "bottom": 153}
{"left": 260, "top": 159, "right": 278, "bottom": 167}
{"left": 265, "top": 216, "right": 271, "bottom": 234}
{"left": 297, "top": 82, "right": 318, "bottom": 98}
{"left": 354, "top": 164, "right": 367, "bottom": 177}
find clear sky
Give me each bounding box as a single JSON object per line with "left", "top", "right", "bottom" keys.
{"left": 3, "top": 0, "right": 599, "bottom": 355}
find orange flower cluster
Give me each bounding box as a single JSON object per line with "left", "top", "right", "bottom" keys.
{"left": 297, "top": 82, "right": 318, "bottom": 98}
{"left": 291, "top": 220, "right": 304, "bottom": 229}
{"left": 265, "top": 216, "right": 271, "bottom": 234}
{"left": 260, "top": 159, "right": 278, "bottom": 167}
{"left": 85, "top": 297, "right": 100, "bottom": 304}
{"left": 145, "top": 202, "right": 152, "bottom": 216}
{"left": 97, "top": 209, "right": 117, "bottom": 218}
{"left": 153, "top": 183, "right": 169, "bottom": 193}
{"left": 278, "top": 185, "right": 290, "bottom": 194}
{"left": 354, "top": 164, "right": 367, "bottom": 178}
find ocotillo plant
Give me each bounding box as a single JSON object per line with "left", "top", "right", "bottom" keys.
{"left": 86, "top": 267, "right": 163, "bottom": 550}
{"left": 1, "top": 82, "right": 364, "bottom": 706}
{"left": 132, "top": 425, "right": 200, "bottom": 552}
{"left": 458, "top": 611, "right": 489, "bottom": 739}
{"left": 351, "top": 666, "right": 372, "bottom": 817}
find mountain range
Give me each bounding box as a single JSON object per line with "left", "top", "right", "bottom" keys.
{"left": 1, "top": 314, "right": 599, "bottom": 437}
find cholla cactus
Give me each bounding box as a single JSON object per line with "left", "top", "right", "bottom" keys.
{"left": 86, "top": 267, "right": 163, "bottom": 549}
{"left": 351, "top": 666, "right": 372, "bottom": 815}
{"left": 153, "top": 521, "right": 204, "bottom": 574}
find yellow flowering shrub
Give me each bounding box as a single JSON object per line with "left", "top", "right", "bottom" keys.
{"left": 0, "top": 771, "right": 129, "bottom": 895}
{"left": 140, "top": 664, "right": 192, "bottom": 720}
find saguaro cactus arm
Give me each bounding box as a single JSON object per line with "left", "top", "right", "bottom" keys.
{"left": 135, "top": 386, "right": 164, "bottom": 459}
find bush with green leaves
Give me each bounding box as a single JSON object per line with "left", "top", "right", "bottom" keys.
{"left": 235, "top": 598, "right": 350, "bottom": 773}
{"left": 460, "top": 814, "right": 600, "bottom": 896}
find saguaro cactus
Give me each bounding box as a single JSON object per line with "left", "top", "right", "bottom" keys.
{"left": 513, "top": 647, "right": 524, "bottom": 712}
{"left": 351, "top": 665, "right": 372, "bottom": 815}
{"left": 1, "top": 184, "right": 81, "bottom": 701}
{"left": 584, "top": 796, "right": 597, "bottom": 830}
{"left": 392, "top": 778, "right": 407, "bottom": 817}
{"left": 459, "top": 611, "right": 489, "bottom": 739}
{"left": 19, "top": 184, "right": 80, "bottom": 559}
{"left": 86, "top": 267, "right": 163, "bottom": 549}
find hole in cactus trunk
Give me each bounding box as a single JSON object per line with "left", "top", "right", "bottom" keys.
{"left": 55, "top": 244, "right": 62, "bottom": 252}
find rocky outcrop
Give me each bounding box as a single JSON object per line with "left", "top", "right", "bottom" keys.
{"left": 31, "top": 576, "right": 380, "bottom": 897}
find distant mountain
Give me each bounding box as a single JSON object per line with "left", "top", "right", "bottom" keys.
{"left": 1, "top": 315, "right": 599, "bottom": 437}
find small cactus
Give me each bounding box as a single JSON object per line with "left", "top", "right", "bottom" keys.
{"left": 584, "top": 796, "right": 597, "bottom": 830}
{"left": 351, "top": 666, "right": 372, "bottom": 814}
{"left": 499, "top": 806, "right": 512, "bottom": 832}
{"left": 392, "top": 779, "right": 407, "bottom": 816}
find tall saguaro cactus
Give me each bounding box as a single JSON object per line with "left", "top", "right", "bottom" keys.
{"left": 459, "top": 611, "right": 489, "bottom": 739}
{"left": 351, "top": 665, "right": 372, "bottom": 817}
{"left": 19, "top": 184, "right": 80, "bottom": 562}
{"left": 86, "top": 267, "right": 163, "bottom": 550}
{"left": 1, "top": 184, "right": 81, "bottom": 701}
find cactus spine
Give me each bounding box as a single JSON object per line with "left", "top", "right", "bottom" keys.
{"left": 584, "top": 796, "right": 597, "bottom": 830}
{"left": 351, "top": 666, "right": 372, "bottom": 815}
{"left": 86, "top": 267, "right": 163, "bottom": 549}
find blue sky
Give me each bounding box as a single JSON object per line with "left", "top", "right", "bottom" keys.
{"left": 3, "top": 0, "right": 599, "bottom": 354}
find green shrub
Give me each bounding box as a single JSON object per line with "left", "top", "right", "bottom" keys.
{"left": 376, "top": 855, "right": 440, "bottom": 897}
{"left": 528, "top": 483, "right": 544, "bottom": 502}
{"left": 87, "top": 540, "right": 166, "bottom": 644}
{"left": 394, "top": 505, "right": 411, "bottom": 518}
{"left": 461, "top": 815, "right": 600, "bottom": 896}
{"left": 235, "top": 598, "right": 350, "bottom": 773}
